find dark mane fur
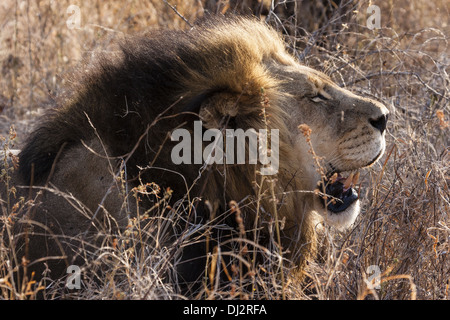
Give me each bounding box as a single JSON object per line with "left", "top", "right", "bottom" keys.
{"left": 19, "top": 27, "right": 201, "bottom": 184}
{"left": 19, "top": 16, "right": 285, "bottom": 186}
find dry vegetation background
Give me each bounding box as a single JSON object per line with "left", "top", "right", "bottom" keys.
{"left": 0, "top": 0, "right": 449, "bottom": 300}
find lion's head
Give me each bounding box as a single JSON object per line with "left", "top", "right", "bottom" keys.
{"left": 9, "top": 16, "right": 388, "bottom": 290}
{"left": 167, "top": 17, "right": 389, "bottom": 234}
{"left": 272, "top": 63, "right": 388, "bottom": 230}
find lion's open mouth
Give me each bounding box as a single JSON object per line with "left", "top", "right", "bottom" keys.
{"left": 318, "top": 171, "right": 360, "bottom": 213}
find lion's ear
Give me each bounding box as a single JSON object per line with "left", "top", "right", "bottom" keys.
{"left": 197, "top": 91, "right": 258, "bottom": 129}
{"left": 198, "top": 92, "right": 239, "bottom": 129}
{"left": 182, "top": 89, "right": 260, "bottom": 129}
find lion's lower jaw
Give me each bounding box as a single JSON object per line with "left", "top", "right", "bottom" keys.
{"left": 323, "top": 199, "right": 360, "bottom": 231}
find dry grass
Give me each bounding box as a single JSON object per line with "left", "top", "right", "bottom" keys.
{"left": 0, "top": 0, "right": 449, "bottom": 299}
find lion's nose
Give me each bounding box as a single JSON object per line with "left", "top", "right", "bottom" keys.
{"left": 369, "top": 114, "right": 388, "bottom": 134}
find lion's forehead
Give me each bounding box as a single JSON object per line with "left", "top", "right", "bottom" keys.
{"left": 269, "top": 63, "right": 386, "bottom": 118}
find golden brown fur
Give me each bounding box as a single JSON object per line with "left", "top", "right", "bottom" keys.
{"left": 2, "top": 16, "right": 388, "bottom": 294}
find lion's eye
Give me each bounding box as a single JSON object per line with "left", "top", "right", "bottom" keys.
{"left": 311, "top": 93, "right": 329, "bottom": 103}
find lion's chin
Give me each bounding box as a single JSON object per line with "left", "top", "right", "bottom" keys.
{"left": 324, "top": 199, "right": 360, "bottom": 231}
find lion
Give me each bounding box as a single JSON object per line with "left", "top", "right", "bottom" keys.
{"left": 2, "top": 16, "right": 388, "bottom": 296}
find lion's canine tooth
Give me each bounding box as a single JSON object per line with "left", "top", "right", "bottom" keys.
{"left": 352, "top": 171, "right": 360, "bottom": 185}
{"left": 330, "top": 172, "right": 338, "bottom": 183}
{"left": 343, "top": 173, "right": 354, "bottom": 190}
